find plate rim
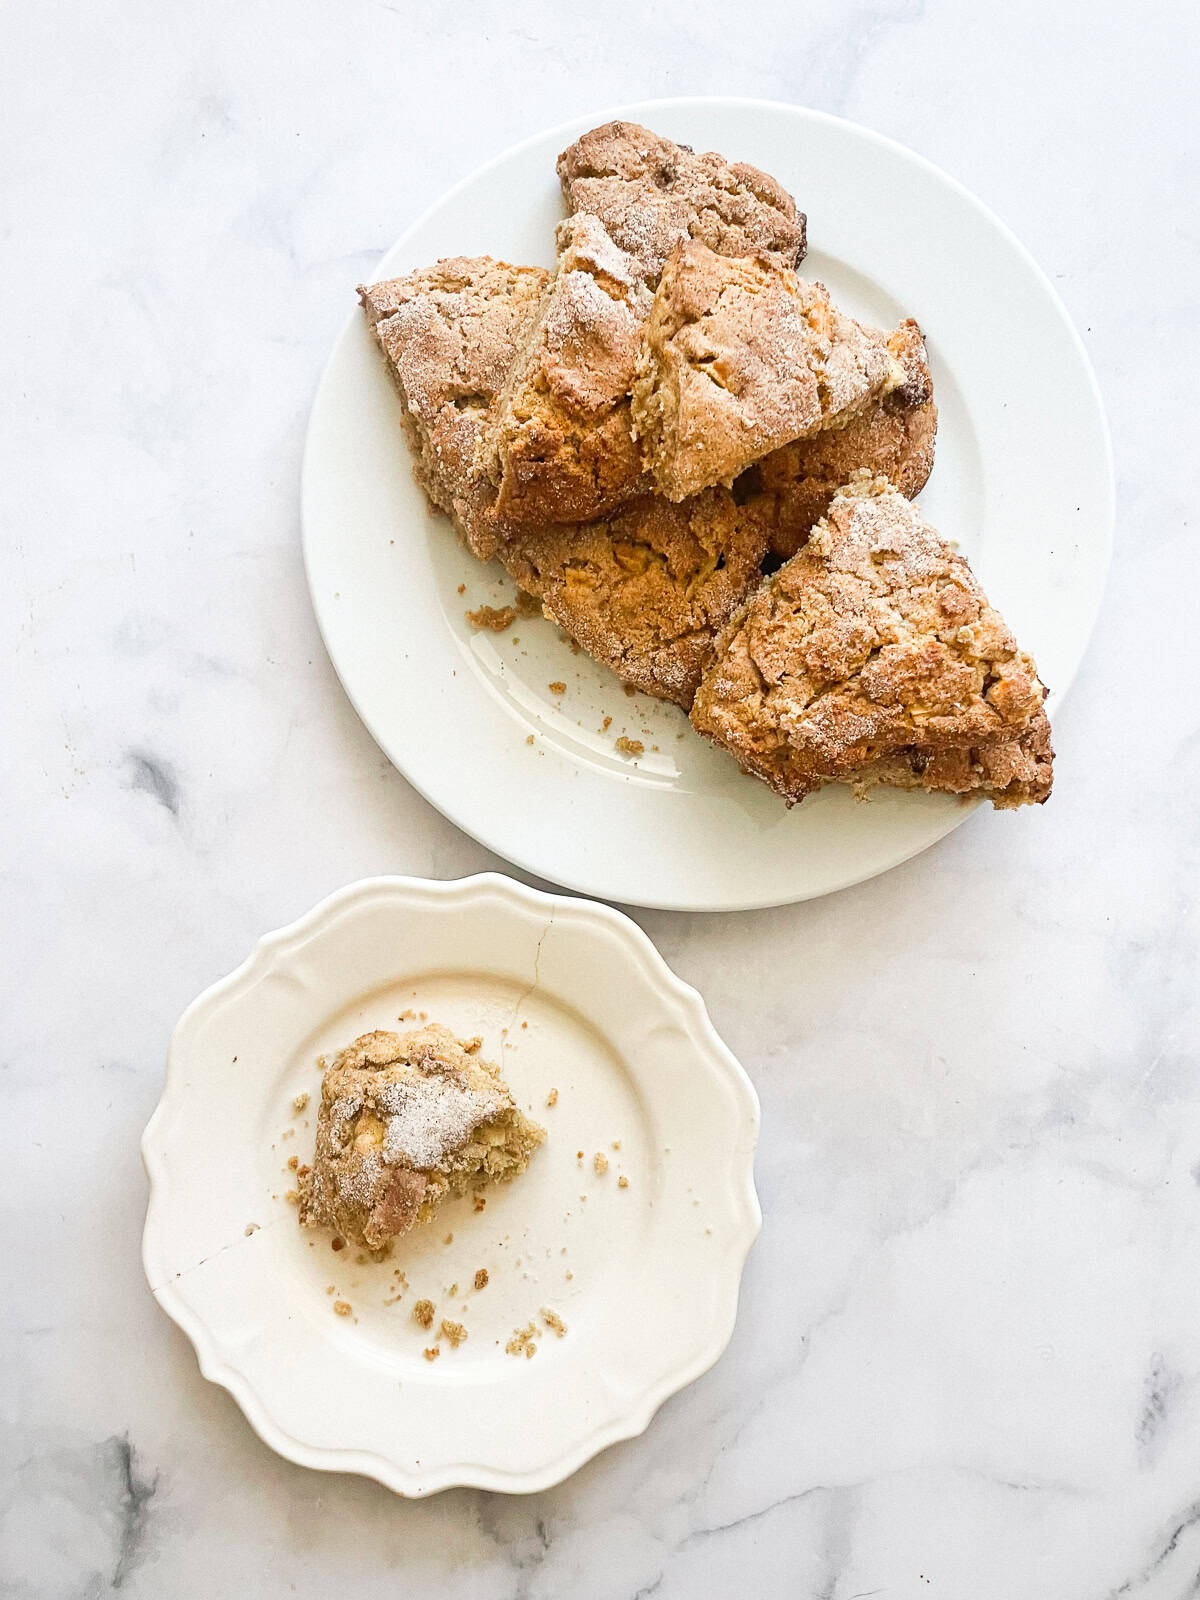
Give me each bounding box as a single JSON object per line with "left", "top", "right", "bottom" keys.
{"left": 141, "top": 871, "right": 762, "bottom": 1496}
{"left": 301, "top": 96, "right": 1115, "bottom": 913}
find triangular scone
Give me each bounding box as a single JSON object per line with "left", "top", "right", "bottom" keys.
{"left": 299, "top": 1026, "right": 545, "bottom": 1251}
{"left": 556, "top": 119, "right": 807, "bottom": 283}
{"left": 499, "top": 488, "right": 768, "bottom": 709}
{"left": 690, "top": 475, "right": 1052, "bottom": 807}
{"left": 359, "top": 258, "right": 549, "bottom": 560}
{"left": 631, "top": 241, "right": 899, "bottom": 501}
{"left": 480, "top": 215, "right": 654, "bottom": 527}
{"left": 743, "top": 318, "right": 938, "bottom": 559}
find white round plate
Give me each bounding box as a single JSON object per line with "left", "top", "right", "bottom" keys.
{"left": 303, "top": 97, "right": 1113, "bottom": 911}
{"left": 141, "top": 874, "right": 760, "bottom": 1496}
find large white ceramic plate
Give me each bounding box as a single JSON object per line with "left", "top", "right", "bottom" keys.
{"left": 303, "top": 98, "right": 1113, "bottom": 911}
{"left": 141, "top": 874, "right": 760, "bottom": 1496}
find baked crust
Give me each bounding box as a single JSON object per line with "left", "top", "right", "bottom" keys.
{"left": 690, "top": 474, "right": 1052, "bottom": 807}
{"left": 743, "top": 318, "right": 938, "bottom": 558}
{"left": 481, "top": 215, "right": 654, "bottom": 526}
{"left": 358, "top": 258, "right": 550, "bottom": 559}
{"left": 557, "top": 120, "right": 806, "bottom": 281}
{"left": 499, "top": 487, "right": 769, "bottom": 708}
{"left": 298, "top": 1025, "right": 545, "bottom": 1251}
{"left": 631, "top": 241, "right": 897, "bottom": 501}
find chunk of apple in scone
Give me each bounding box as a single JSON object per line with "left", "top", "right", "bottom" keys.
{"left": 690, "top": 474, "right": 1053, "bottom": 808}
{"left": 299, "top": 1026, "right": 545, "bottom": 1250}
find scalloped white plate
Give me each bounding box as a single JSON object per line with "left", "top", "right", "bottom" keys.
{"left": 302, "top": 96, "right": 1113, "bottom": 911}
{"left": 141, "top": 874, "right": 760, "bottom": 1496}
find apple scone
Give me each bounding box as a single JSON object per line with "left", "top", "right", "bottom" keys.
{"left": 299, "top": 1026, "right": 545, "bottom": 1250}
{"left": 690, "top": 474, "right": 1052, "bottom": 808}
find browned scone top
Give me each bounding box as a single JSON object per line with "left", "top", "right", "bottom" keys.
{"left": 557, "top": 120, "right": 806, "bottom": 282}
{"left": 481, "top": 215, "right": 654, "bottom": 527}
{"left": 690, "top": 474, "right": 1052, "bottom": 808}
{"left": 632, "top": 240, "right": 897, "bottom": 502}
{"left": 359, "top": 257, "right": 549, "bottom": 560}
{"left": 499, "top": 488, "right": 769, "bottom": 709}
{"left": 744, "top": 318, "right": 938, "bottom": 559}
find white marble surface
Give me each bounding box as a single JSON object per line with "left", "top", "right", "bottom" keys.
{"left": 2, "top": 0, "right": 1196, "bottom": 1594}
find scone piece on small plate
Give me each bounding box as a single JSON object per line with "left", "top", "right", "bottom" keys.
{"left": 481, "top": 215, "right": 654, "bottom": 527}
{"left": 743, "top": 318, "right": 938, "bottom": 559}
{"left": 299, "top": 1025, "right": 545, "bottom": 1251}
{"left": 557, "top": 119, "right": 807, "bottom": 283}
{"left": 499, "top": 486, "right": 768, "bottom": 709}
{"left": 632, "top": 241, "right": 899, "bottom": 501}
{"left": 690, "top": 474, "right": 1052, "bottom": 808}
{"left": 358, "top": 258, "right": 549, "bottom": 560}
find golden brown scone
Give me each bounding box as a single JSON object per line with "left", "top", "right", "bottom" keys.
{"left": 480, "top": 215, "right": 654, "bottom": 526}
{"left": 499, "top": 488, "right": 768, "bottom": 709}
{"left": 298, "top": 1026, "right": 545, "bottom": 1251}
{"left": 557, "top": 120, "right": 806, "bottom": 281}
{"left": 743, "top": 318, "right": 938, "bottom": 558}
{"left": 359, "top": 258, "right": 549, "bottom": 560}
{"left": 690, "top": 474, "right": 1052, "bottom": 808}
{"left": 632, "top": 241, "right": 897, "bottom": 501}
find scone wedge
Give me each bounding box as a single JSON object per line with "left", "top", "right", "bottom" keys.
{"left": 632, "top": 241, "right": 900, "bottom": 501}
{"left": 557, "top": 119, "right": 807, "bottom": 282}
{"left": 299, "top": 1026, "right": 545, "bottom": 1251}
{"left": 743, "top": 318, "right": 938, "bottom": 559}
{"left": 690, "top": 475, "right": 1052, "bottom": 808}
{"left": 359, "top": 258, "right": 549, "bottom": 560}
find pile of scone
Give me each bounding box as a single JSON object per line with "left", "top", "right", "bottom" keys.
{"left": 360, "top": 121, "right": 1052, "bottom": 808}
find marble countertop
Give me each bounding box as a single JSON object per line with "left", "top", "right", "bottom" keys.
{"left": 4, "top": 2, "right": 1196, "bottom": 1595}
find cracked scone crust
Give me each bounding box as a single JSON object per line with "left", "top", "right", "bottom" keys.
{"left": 690, "top": 475, "right": 1052, "bottom": 807}
{"left": 499, "top": 488, "right": 768, "bottom": 709}
{"left": 359, "top": 258, "right": 550, "bottom": 560}
{"left": 632, "top": 241, "right": 898, "bottom": 501}
{"left": 557, "top": 120, "right": 806, "bottom": 282}
{"left": 298, "top": 1026, "right": 545, "bottom": 1251}
{"left": 482, "top": 215, "right": 654, "bottom": 526}
{"left": 744, "top": 318, "right": 938, "bottom": 559}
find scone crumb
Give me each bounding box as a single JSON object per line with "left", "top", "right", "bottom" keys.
{"left": 601, "top": 716, "right": 612, "bottom": 731}
{"left": 549, "top": 681, "right": 567, "bottom": 695}
{"left": 461, "top": 1036, "right": 482, "bottom": 1054}
{"left": 541, "top": 1308, "right": 567, "bottom": 1337}
{"left": 333, "top": 1301, "right": 352, "bottom": 1318}
{"left": 243, "top": 1222, "right": 260, "bottom": 1236}
{"left": 474, "top": 1268, "right": 489, "bottom": 1291}
{"left": 448, "top": 1283, "right": 459, "bottom": 1297}
{"left": 457, "top": 584, "right": 466, "bottom": 595}
{"left": 615, "top": 737, "right": 644, "bottom": 757}
{"left": 443, "top": 1233, "right": 454, "bottom": 1245}
{"left": 398, "top": 1008, "right": 416, "bottom": 1021}
{"left": 618, "top": 1176, "right": 630, "bottom": 1189}
{"left": 286, "top": 1155, "right": 298, "bottom": 1171}
{"left": 423, "top": 1346, "right": 440, "bottom": 1362}
{"left": 292, "top": 1092, "right": 310, "bottom": 1113}
{"left": 440, "top": 1319, "right": 468, "bottom": 1348}
{"left": 612, "top": 1140, "right": 621, "bottom": 1150}
{"left": 593, "top": 1152, "right": 609, "bottom": 1176}
{"left": 473, "top": 1194, "right": 487, "bottom": 1212}
{"left": 285, "top": 1189, "right": 299, "bottom": 1205}
{"left": 506, "top": 1323, "right": 540, "bottom": 1358}
{"left": 466, "top": 603, "right": 518, "bottom": 631}
{"left": 526, "top": 735, "right": 534, "bottom": 745}
{"left": 623, "top": 684, "right": 637, "bottom": 697}
{"left": 331, "top": 1237, "right": 345, "bottom": 1252}
{"left": 413, "top": 1299, "right": 436, "bottom": 1329}
{"left": 546, "top": 1088, "right": 559, "bottom": 1107}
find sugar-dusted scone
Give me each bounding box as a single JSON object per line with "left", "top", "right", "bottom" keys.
{"left": 632, "top": 242, "right": 899, "bottom": 501}
{"left": 498, "top": 487, "right": 768, "bottom": 709}
{"left": 359, "top": 258, "right": 550, "bottom": 560}
{"left": 743, "top": 318, "right": 938, "bottom": 559}
{"left": 481, "top": 215, "right": 654, "bottom": 527}
{"left": 299, "top": 1026, "right": 545, "bottom": 1251}
{"left": 690, "top": 474, "right": 1052, "bottom": 808}
{"left": 557, "top": 120, "right": 806, "bottom": 282}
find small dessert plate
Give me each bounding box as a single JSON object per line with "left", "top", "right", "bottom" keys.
{"left": 302, "top": 96, "right": 1113, "bottom": 910}
{"left": 141, "top": 874, "right": 760, "bottom": 1496}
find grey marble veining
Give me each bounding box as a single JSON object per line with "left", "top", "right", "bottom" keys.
{"left": 3, "top": 0, "right": 1198, "bottom": 1595}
